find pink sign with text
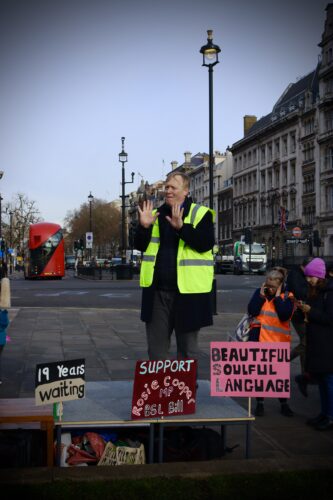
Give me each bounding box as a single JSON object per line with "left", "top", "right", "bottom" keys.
{"left": 210, "top": 342, "right": 290, "bottom": 398}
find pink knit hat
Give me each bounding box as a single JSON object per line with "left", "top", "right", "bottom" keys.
{"left": 304, "top": 258, "right": 326, "bottom": 279}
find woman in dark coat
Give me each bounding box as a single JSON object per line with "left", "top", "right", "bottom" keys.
{"left": 297, "top": 258, "right": 333, "bottom": 430}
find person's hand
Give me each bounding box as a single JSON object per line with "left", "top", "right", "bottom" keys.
{"left": 296, "top": 301, "right": 311, "bottom": 314}
{"left": 137, "top": 200, "right": 159, "bottom": 228}
{"left": 260, "top": 283, "right": 267, "bottom": 298}
{"left": 275, "top": 283, "right": 282, "bottom": 297}
{"left": 165, "top": 204, "right": 184, "bottom": 231}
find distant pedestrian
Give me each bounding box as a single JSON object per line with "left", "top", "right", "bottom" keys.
{"left": 0, "top": 278, "right": 11, "bottom": 385}
{"left": 248, "top": 268, "right": 295, "bottom": 417}
{"left": 286, "top": 258, "right": 313, "bottom": 395}
{"left": 297, "top": 258, "right": 333, "bottom": 430}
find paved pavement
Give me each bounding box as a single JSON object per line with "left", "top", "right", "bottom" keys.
{"left": 1, "top": 301, "right": 333, "bottom": 471}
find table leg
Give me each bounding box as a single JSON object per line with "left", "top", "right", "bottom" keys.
{"left": 56, "top": 426, "right": 62, "bottom": 466}
{"left": 149, "top": 424, "right": 154, "bottom": 464}
{"left": 246, "top": 421, "right": 251, "bottom": 458}
{"left": 220, "top": 424, "right": 226, "bottom": 456}
{"left": 158, "top": 425, "right": 164, "bottom": 463}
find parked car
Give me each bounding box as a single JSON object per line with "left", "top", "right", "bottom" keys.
{"left": 110, "top": 257, "right": 122, "bottom": 267}
{"left": 65, "top": 255, "right": 76, "bottom": 270}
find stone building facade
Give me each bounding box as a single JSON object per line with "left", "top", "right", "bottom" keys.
{"left": 229, "top": 4, "right": 333, "bottom": 264}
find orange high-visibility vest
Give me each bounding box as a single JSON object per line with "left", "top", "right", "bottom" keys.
{"left": 257, "top": 292, "right": 294, "bottom": 343}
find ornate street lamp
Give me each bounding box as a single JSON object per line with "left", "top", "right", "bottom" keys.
{"left": 200, "top": 30, "right": 220, "bottom": 315}
{"left": 200, "top": 29, "right": 221, "bottom": 210}
{"left": 88, "top": 191, "right": 94, "bottom": 260}
{"left": 119, "top": 137, "right": 134, "bottom": 264}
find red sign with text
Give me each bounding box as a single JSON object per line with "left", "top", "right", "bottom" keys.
{"left": 131, "top": 359, "right": 197, "bottom": 420}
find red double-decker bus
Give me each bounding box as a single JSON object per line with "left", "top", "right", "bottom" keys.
{"left": 24, "top": 222, "right": 65, "bottom": 279}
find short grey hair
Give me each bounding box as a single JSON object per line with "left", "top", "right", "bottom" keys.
{"left": 266, "top": 269, "right": 285, "bottom": 283}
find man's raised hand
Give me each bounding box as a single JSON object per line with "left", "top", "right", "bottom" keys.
{"left": 165, "top": 204, "right": 184, "bottom": 231}
{"left": 138, "top": 200, "right": 159, "bottom": 228}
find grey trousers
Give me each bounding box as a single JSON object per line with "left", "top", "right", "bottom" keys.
{"left": 145, "top": 290, "right": 199, "bottom": 360}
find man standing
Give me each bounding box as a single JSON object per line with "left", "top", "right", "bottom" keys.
{"left": 134, "top": 172, "right": 215, "bottom": 361}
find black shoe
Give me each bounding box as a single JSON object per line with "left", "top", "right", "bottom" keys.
{"left": 255, "top": 402, "right": 264, "bottom": 417}
{"left": 281, "top": 403, "right": 294, "bottom": 417}
{"left": 314, "top": 417, "right": 333, "bottom": 431}
{"left": 306, "top": 413, "right": 326, "bottom": 427}
{"left": 295, "top": 374, "right": 308, "bottom": 397}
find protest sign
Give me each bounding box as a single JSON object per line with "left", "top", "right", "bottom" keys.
{"left": 131, "top": 359, "right": 197, "bottom": 420}
{"left": 210, "top": 342, "right": 290, "bottom": 398}
{"left": 35, "top": 358, "right": 85, "bottom": 406}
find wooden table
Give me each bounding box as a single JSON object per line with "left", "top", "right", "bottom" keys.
{"left": 0, "top": 398, "right": 54, "bottom": 466}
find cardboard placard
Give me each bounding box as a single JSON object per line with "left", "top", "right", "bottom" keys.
{"left": 210, "top": 342, "right": 290, "bottom": 398}
{"left": 35, "top": 358, "right": 85, "bottom": 406}
{"left": 131, "top": 359, "right": 197, "bottom": 420}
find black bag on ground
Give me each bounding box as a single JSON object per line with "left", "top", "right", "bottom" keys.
{"left": 163, "top": 426, "right": 224, "bottom": 462}
{"left": 0, "top": 429, "right": 47, "bottom": 468}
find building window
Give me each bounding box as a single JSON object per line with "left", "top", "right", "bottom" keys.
{"left": 325, "top": 110, "right": 333, "bottom": 132}
{"left": 303, "top": 118, "right": 314, "bottom": 135}
{"left": 290, "top": 133, "right": 296, "bottom": 153}
{"left": 303, "top": 174, "right": 315, "bottom": 194}
{"left": 268, "top": 143, "right": 272, "bottom": 162}
{"left": 303, "top": 206, "right": 315, "bottom": 225}
{"left": 290, "top": 196, "right": 296, "bottom": 219}
{"left": 261, "top": 171, "right": 265, "bottom": 192}
{"left": 328, "top": 185, "right": 333, "bottom": 210}
{"left": 274, "top": 167, "right": 280, "bottom": 188}
{"left": 324, "top": 146, "right": 333, "bottom": 170}
{"left": 261, "top": 146, "right": 266, "bottom": 164}
{"left": 274, "top": 139, "right": 280, "bottom": 159}
{"left": 268, "top": 169, "right": 272, "bottom": 188}
{"left": 253, "top": 201, "right": 257, "bottom": 223}
{"left": 282, "top": 135, "right": 288, "bottom": 156}
{"left": 282, "top": 163, "right": 287, "bottom": 186}
{"left": 303, "top": 142, "right": 314, "bottom": 163}
{"left": 261, "top": 202, "right": 266, "bottom": 224}
{"left": 290, "top": 161, "right": 296, "bottom": 183}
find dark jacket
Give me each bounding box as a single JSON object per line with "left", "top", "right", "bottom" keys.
{"left": 286, "top": 266, "right": 309, "bottom": 324}
{"left": 134, "top": 197, "right": 215, "bottom": 333}
{"left": 305, "top": 279, "right": 333, "bottom": 374}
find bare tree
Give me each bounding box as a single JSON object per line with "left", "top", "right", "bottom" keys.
{"left": 64, "top": 199, "right": 121, "bottom": 257}
{"left": 3, "top": 193, "right": 42, "bottom": 257}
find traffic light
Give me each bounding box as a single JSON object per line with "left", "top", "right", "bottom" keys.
{"left": 74, "top": 240, "right": 79, "bottom": 251}
{"left": 244, "top": 228, "right": 252, "bottom": 245}
{"left": 313, "top": 230, "right": 321, "bottom": 247}
{"left": 79, "top": 238, "right": 85, "bottom": 250}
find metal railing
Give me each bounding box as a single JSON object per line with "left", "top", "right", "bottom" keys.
{"left": 77, "top": 264, "right": 139, "bottom": 280}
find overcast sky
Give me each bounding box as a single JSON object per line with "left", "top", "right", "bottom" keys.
{"left": 0, "top": 0, "right": 328, "bottom": 226}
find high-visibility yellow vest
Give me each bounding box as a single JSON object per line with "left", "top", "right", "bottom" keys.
{"left": 140, "top": 203, "right": 215, "bottom": 293}
{"left": 257, "top": 292, "right": 294, "bottom": 342}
